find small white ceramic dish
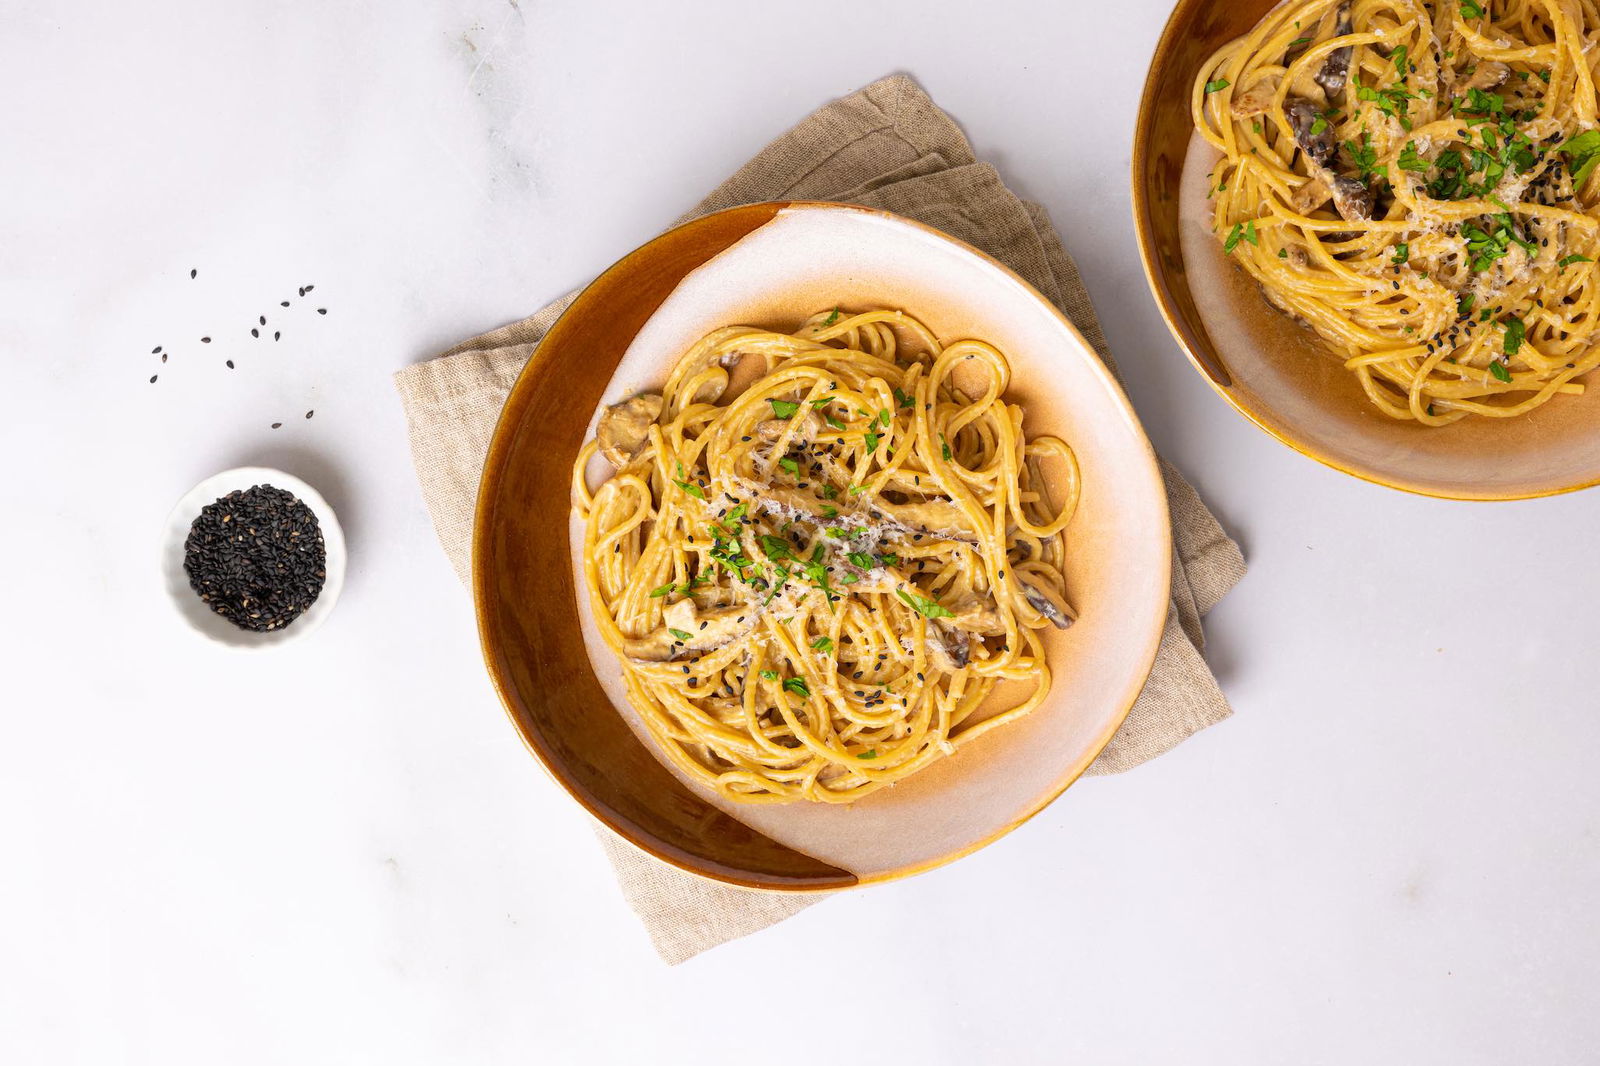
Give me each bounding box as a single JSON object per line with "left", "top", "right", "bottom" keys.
{"left": 161, "top": 466, "right": 346, "bottom": 649}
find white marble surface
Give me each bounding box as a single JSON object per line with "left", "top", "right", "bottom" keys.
{"left": 4, "top": 1, "right": 1598, "bottom": 1062}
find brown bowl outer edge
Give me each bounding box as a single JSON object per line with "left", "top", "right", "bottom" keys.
{"left": 472, "top": 201, "right": 1170, "bottom": 891}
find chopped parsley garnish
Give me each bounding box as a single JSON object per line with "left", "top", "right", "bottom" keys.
{"left": 781, "top": 676, "right": 812, "bottom": 698}
{"left": 768, "top": 398, "right": 800, "bottom": 419}
{"left": 940, "top": 434, "right": 952, "bottom": 461}
{"left": 649, "top": 583, "right": 676, "bottom": 598}
{"left": 864, "top": 431, "right": 881, "bottom": 452}
{"left": 1223, "top": 220, "right": 1258, "bottom": 254}
{"left": 1489, "top": 359, "right": 1512, "bottom": 382}
{"left": 1277, "top": 247, "right": 1289, "bottom": 259}
{"left": 1357, "top": 84, "right": 1417, "bottom": 130}
{"left": 1309, "top": 115, "right": 1328, "bottom": 136}
{"left": 825, "top": 526, "right": 852, "bottom": 538}
{"left": 1392, "top": 44, "right": 1409, "bottom": 79}
{"left": 894, "top": 387, "right": 914, "bottom": 409}
{"left": 824, "top": 412, "right": 847, "bottom": 430}
{"left": 895, "top": 588, "right": 954, "bottom": 619}
{"left": 778, "top": 456, "right": 799, "bottom": 475}
{"left": 1502, "top": 316, "right": 1526, "bottom": 356}
{"left": 846, "top": 551, "right": 874, "bottom": 570}
{"left": 667, "top": 628, "right": 693, "bottom": 641}
{"left": 1391, "top": 242, "right": 1410, "bottom": 265}
{"left": 856, "top": 749, "right": 878, "bottom": 760}
{"left": 1344, "top": 132, "right": 1379, "bottom": 180}
{"left": 1559, "top": 254, "right": 1593, "bottom": 268}
{"left": 1563, "top": 129, "right": 1600, "bottom": 187}
{"left": 820, "top": 504, "right": 838, "bottom": 518}
{"left": 759, "top": 534, "right": 792, "bottom": 560}
{"left": 810, "top": 636, "right": 834, "bottom": 653}
{"left": 1460, "top": 1, "right": 1484, "bottom": 18}
{"left": 759, "top": 669, "right": 779, "bottom": 681}
{"left": 848, "top": 484, "right": 866, "bottom": 496}
{"left": 822, "top": 308, "right": 841, "bottom": 327}
{"left": 820, "top": 484, "right": 838, "bottom": 500}
{"left": 1397, "top": 142, "right": 1429, "bottom": 172}
{"left": 1457, "top": 292, "right": 1476, "bottom": 317}
{"left": 1204, "top": 78, "right": 1230, "bottom": 95}
{"left": 877, "top": 408, "right": 891, "bottom": 428}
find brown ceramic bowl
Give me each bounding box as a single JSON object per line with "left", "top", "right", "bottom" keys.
{"left": 473, "top": 202, "right": 1173, "bottom": 890}
{"left": 1133, "top": 0, "right": 1600, "bottom": 500}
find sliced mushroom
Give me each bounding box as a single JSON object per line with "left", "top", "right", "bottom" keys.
{"left": 1230, "top": 76, "right": 1281, "bottom": 118}
{"left": 754, "top": 410, "right": 820, "bottom": 443}
{"left": 1312, "top": 1, "right": 1354, "bottom": 99}
{"left": 1291, "top": 175, "right": 1333, "bottom": 215}
{"left": 871, "top": 498, "right": 974, "bottom": 540}
{"left": 623, "top": 597, "right": 753, "bottom": 661}
{"left": 1285, "top": 97, "right": 1336, "bottom": 168}
{"left": 1021, "top": 580, "right": 1074, "bottom": 631}
{"left": 1464, "top": 62, "right": 1509, "bottom": 92}
{"left": 926, "top": 622, "right": 970, "bottom": 672}
{"left": 596, "top": 393, "right": 663, "bottom": 468}
{"left": 1328, "top": 175, "right": 1374, "bottom": 222}
{"left": 944, "top": 596, "right": 1007, "bottom": 637}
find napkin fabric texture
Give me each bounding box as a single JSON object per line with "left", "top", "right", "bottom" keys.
{"left": 394, "top": 74, "right": 1246, "bottom": 965}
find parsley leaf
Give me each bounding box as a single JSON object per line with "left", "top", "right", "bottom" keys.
{"left": 778, "top": 457, "right": 799, "bottom": 475}
{"left": 1391, "top": 243, "right": 1410, "bottom": 264}
{"left": 940, "top": 434, "right": 952, "bottom": 461}
{"left": 1397, "top": 142, "right": 1430, "bottom": 172}
{"left": 768, "top": 398, "right": 800, "bottom": 418}
{"left": 1502, "top": 316, "right": 1526, "bottom": 356}
{"left": 810, "top": 636, "right": 834, "bottom": 653}
{"left": 822, "top": 308, "right": 841, "bottom": 327}
{"left": 759, "top": 669, "right": 779, "bottom": 681}
{"left": 856, "top": 749, "right": 878, "bottom": 760}
{"left": 1204, "top": 78, "right": 1230, "bottom": 94}
{"left": 668, "top": 628, "right": 693, "bottom": 641}
{"left": 1559, "top": 254, "right": 1593, "bottom": 268}
{"left": 1563, "top": 129, "right": 1600, "bottom": 187}
{"left": 895, "top": 588, "right": 954, "bottom": 619}
{"left": 1489, "top": 359, "right": 1512, "bottom": 382}
{"left": 649, "top": 583, "right": 676, "bottom": 598}
{"left": 782, "top": 676, "right": 811, "bottom": 698}
{"left": 864, "top": 431, "right": 881, "bottom": 452}
{"left": 820, "top": 504, "right": 838, "bottom": 518}
{"left": 1460, "top": 1, "right": 1484, "bottom": 18}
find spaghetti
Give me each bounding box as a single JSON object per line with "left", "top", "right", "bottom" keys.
{"left": 1193, "top": 0, "right": 1600, "bottom": 423}
{"left": 572, "top": 310, "right": 1079, "bottom": 804}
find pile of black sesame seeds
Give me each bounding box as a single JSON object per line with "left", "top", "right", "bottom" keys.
{"left": 184, "top": 485, "right": 327, "bottom": 632}
{"left": 146, "top": 269, "right": 328, "bottom": 430}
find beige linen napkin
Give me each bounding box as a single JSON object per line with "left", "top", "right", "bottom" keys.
{"left": 395, "top": 74, "right": 1246, "bottom": 964}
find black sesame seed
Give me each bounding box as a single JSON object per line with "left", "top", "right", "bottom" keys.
{"left": 259, "top": 315, "right": 266, "bottom": 326}
{"left": 280, "top": 301, "right": 290, "bottom": 307}
{"left": 161, "top": 353, "right": 167, "bottom": 363}
{"left": 152, "top": 346, "right": 162, "bottom": 354}
{"left": 149, "top": 374, "right": 158, "bottom": 383}
{"left": 183, "top": 484, "right": 325, "bottom": 633}
{"left": 271, "top": 422, "right": 282, "bottom": 429}
{"left": 190, "top": 268, "right": 197, "bottom": 279}
{"left": 201, "top": 336, "right": 211, "bottom": 343}
{"left": 274, "top": 332, "right": 280, "bottom": 341}
{"left": 316, "top": 308, "right": 326, "bottom": 315}
{"left": 226, "top": 360, "right": 234, "bottom": 369}
{"left": 251, "top": 328, "right": 259, "bottom": 338}
{"left": 304, "top": 285, "right": 314, "bottom": 293}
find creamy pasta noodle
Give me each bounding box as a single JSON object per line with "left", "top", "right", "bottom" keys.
{"left": 572, "top": 309, "right": 1079, "bottom": 803}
